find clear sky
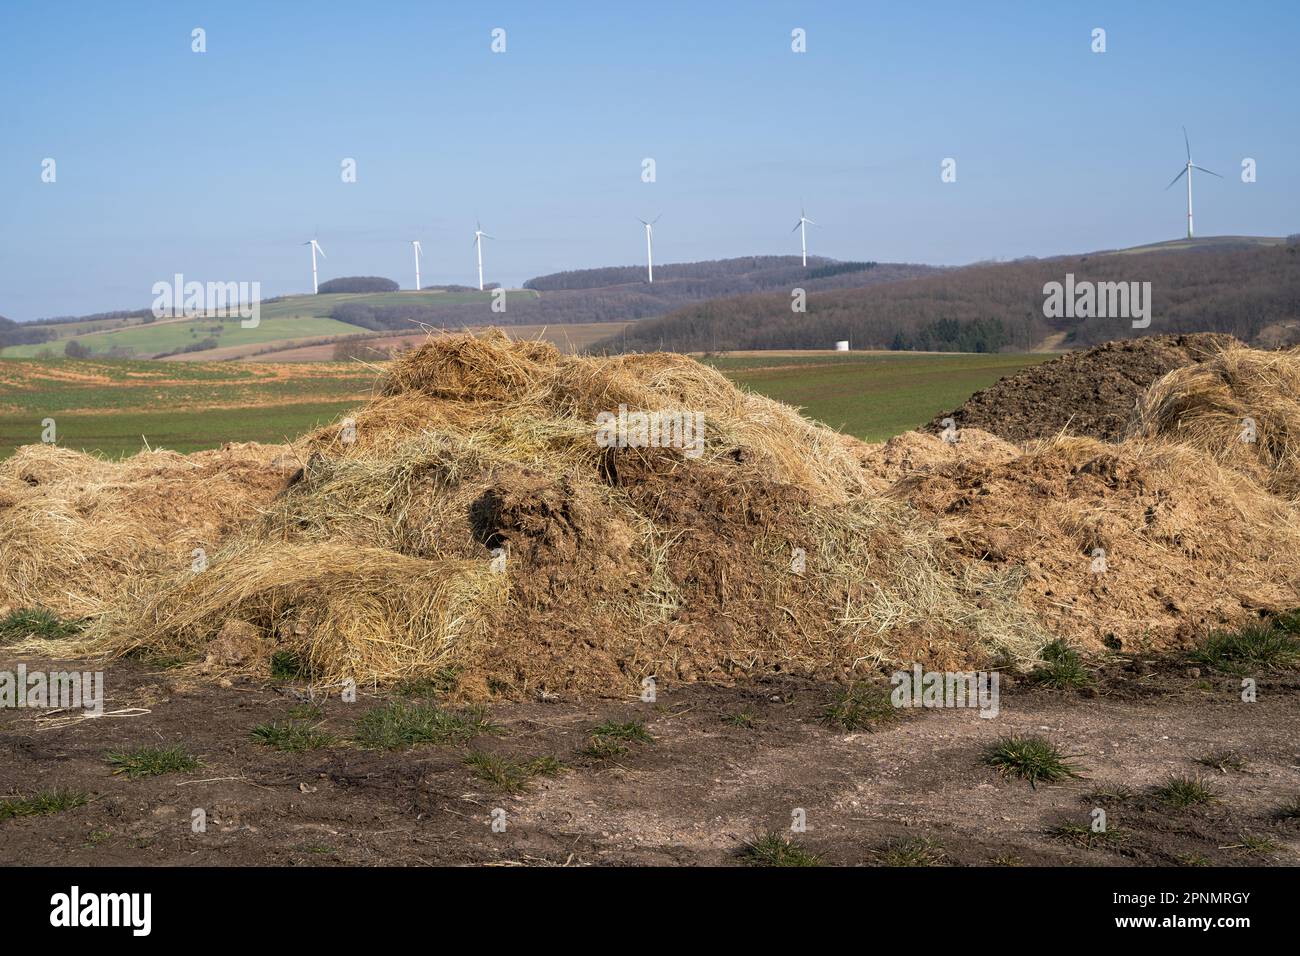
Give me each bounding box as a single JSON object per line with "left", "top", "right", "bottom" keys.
{"left": 2, "top": 0, "right": 1297, "bottom": 320}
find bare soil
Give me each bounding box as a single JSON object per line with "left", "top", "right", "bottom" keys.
{"left": 2, "top": 652, "right": 1296, "bottom": 866}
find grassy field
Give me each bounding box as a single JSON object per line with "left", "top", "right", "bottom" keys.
{"left": 703, "top": 351, "right": 1057, "bottom": 441}
{"left": 0, "top": 359, "right": 375, "bottom": 456}
{"left": 1, "top": 290, "right": 519, "bottom": 359}
{"left": 0, "top": 350, "right": 1058, "bottom": 458}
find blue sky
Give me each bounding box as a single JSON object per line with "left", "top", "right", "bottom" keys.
{"left": 2, "top": 0, "right": 1297, "bottom": 320}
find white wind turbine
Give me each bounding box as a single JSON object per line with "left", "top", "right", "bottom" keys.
{"left": 1165, "top": 127, "right": 1221, "bottom": 240}
{"left": 410, "top": 239, "right": 423, "bottom": 290}
{"left": 303, "top": 238, "right": 326, "bottom": 293}
{"left": 472, "top": 220, "right": 494, "bottom": 291}
{"left": 638, "top": 215, "right": 660, "bottom": 283}
{"left": 792, "top": 207, "right": 815, "bottom": 266}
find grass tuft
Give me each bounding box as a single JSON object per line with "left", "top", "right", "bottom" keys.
{"left": 353, "top": 700, "right": 496, "bottom": 750}
{"left": 820, "top": 686, "right": 896, "bottom": 731}
{"left": 464, "top": 751, "right": 565, "bottom": 794}
{"left": 0, "top": 789, "right": 89, "bottom": 822}
{"left": 877, "top": 837, "right": 947, "bottom": 866}
{"left": 721, "top": 707, "right": 760, "bottom": 729}
{"left": 1194, "top": 750, "right": 1248, "bottom": 774}
{"left": 1153, "top": 774, "right": 1217, "bottom": 808}
{"left": 589, "top": 720, "right": 653, "bottom": 743}
{"left": 269, "top": 650, "right": 311, "bottom": 682}
{"left": 0, "top": 607, "right": 83, "bottom": 643}
{"left": 1030, "top": 639, "right": 1092, "bottom": 689}
{"left": 251, "top": 721, "right": 336, "bottom": 752}
{"left": 1048, "top": 820, "right": 1126, "bottom": 849}
{"left": 106, "top": 745, "right": 200, "bottom": 779}
{"left": 738, "top": 831, "right": 820, "bottom": 867}
{"left": 983, "top": 735, "right": 1082, "bottom": 788}
{"left": 1189, "top": 622, "right": 1300, "bottom": 674}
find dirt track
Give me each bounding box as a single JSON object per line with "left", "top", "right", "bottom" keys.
{"left": 2, "top": 654, "right": 1296, "bottom": 866}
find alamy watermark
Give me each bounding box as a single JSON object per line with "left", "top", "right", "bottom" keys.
{"left": 890, "top": 664, "right": 999, "bottom": 718}
{"left": 0, "top": 665, "right": 104, "bottom": 715}
{"left": 1042, "top": 273, "right": 1150, "bottom": 329}
{"left": 595, "top": 405, "right": 706, "bottom": 459}
{"left": 151, "top": 273, "right": 261, "bottom": 328}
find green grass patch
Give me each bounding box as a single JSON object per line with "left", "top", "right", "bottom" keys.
{"left": 269, "top": 651, "right": 310, "bottom": 682}
{"left": 1189, "top": 622, "right": 1300, "bottom": 674}
{"left": 1153, "top": 774, "right": 1217, "bottom": 809}
{"left": 0, "top": 607, "right": 83, "bottom": 643}
{"left": 738, "top": 832, "right": 820, "bottom": 867}
{"left": 721, "top": 707, "right": 760, "bottom": 729}
{"left": 106, "top": 745, "right": 201, "bottom": 779}
{"left": 1194, "top": 750, "right": 1248, "bottom": 774}
{"left": 1222, "top": 832, "right": 1279, "bottom": 855}
{"left": 463, "top": 751, "right": 565, "bottom": 794}
{"left": 877, "top": 837, "right": 947, "bottom": 866}
{"left": 1047, "top": 820, "right": 1126, "bottom": 849}
{"left": 983, "top": 735, "right": 1083, "bottom": 787}
{"left": 1030, "top": 639, "right": 1092, "bottom": 689}
{"left": 0, "top": 789, "right": 89, "bottom": 822}
{"left": 1083, "top": 784, "right": 1136, "bottom": 804}
{"left": 352, "top": 700, "right": 495, "bottom": 750}
{"left": 251, "top": 721, "right": 336, "bottom": 752}
{"left": 820, "top": 686, "right": 897, "bottom": 731}
{"left": 589, "top": 720, "right": 653, "bottom": 743}
{"left": 578, "top": 737, "right": 630, "bottom": 760}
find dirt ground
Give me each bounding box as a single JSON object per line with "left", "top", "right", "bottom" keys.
{"left": 2, "top": 652, "right": 1297, "bottom": 866}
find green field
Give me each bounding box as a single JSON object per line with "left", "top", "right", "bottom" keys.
{"left": 0, "top": 290, "right": 518, "bottom": 359}
{"left": 0, "top": 359, "right": 375, "bottom": 456}
{"left": 704, "top": 351, "right": 1056, "bottom": 441}
{"left": 0, "top": 350, "right": 1057, "bottom": 459}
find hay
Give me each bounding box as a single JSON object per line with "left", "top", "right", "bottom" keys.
{"left": 0, "top": 442, "right": 291, "bottom": 620}
{"left": 1129, "top": 346, "right": 1300, "bottom": 499}
{"left": 895, "top": 434, "right": 1300, "bottom": 652}
{"left": 72, "top": 330, "right": 1045, "bottom": 695}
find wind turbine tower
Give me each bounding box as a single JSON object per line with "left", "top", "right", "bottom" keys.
{"left": 639, "top": 215, "right": 660, "bottom": 283}
{"left": 1165, "top": 128, "right": 1221, "bottom": 240}
{"left": 410, "top": 240, "right": 423, "bottom": 290}
{"left": 304, "top": 238, "right": 326, "bottom": 293}
{"left": 472, "top": 221, "right": 493, "bottom": 291}
{"left": 792, "top": 208, "right": 815, "bottom": 267}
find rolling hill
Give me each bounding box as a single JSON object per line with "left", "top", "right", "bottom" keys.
{"left": 597, "top": 238, "right": 1300, "bottom": 355}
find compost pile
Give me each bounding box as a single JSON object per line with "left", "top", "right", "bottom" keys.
{"left": 4, "top": 331, "right": 1298, "bottom": 696}
{"left": 929, "top": 334, "right": 1242, "bottom": 443}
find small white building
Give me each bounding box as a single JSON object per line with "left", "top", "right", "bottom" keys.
{"left": 834, "top": 340, "right": 850, "bottom": 352}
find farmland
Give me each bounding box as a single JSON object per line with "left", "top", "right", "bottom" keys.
{"left": 0, "top": 290, "right": 512, "bottom": 360}
{"left": 0, "top": 349, "right": 1055, "bottom": 458}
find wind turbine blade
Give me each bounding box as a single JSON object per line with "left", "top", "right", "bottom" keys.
{"left": 804, "top": 218, "right": 816, "bottom": 226}
{"left": 652, "top": 214, "right": 661, "bottom": 224}
{"left": 1183, "top": 126, "right": 1191, "bottom": 161}
{"left": 791, "top": 222, "right": 802, "bottom": 232}
{"left": 316, "top": 244, "right": 326, "bottom": 258}
{"left": 1191, "top": 164, "right": 1223, "bottom": 178}
{"left": 482, "top": 234, "right": 495, "bottom": 240}
{"left": 1164, "top": 168, "right": 1188, "bottom": 190}
{"left": 638, "top": 218, "right": 648, "bottom": 226}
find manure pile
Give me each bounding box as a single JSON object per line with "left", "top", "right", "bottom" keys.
{"left": 4, "top": 331, "right": 1299, "bottom": 697}
{"left": 929, "top": 333, "right": 1241, "bottom": 443}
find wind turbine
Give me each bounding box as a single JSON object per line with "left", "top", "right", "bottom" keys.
{"left": 303, "top": 238, "right": 326, "bottom": 293}
{"left": 410, "top": 240, "right": 423, "bottom": 290}
{"left": 638, "top": 215, "right": 660, "bottom": 283}
{"left": 472, "top": 220, "right": 493, "bottom": 291}
{"left": 792, "top": 208, "right": 815, "bottom": 266}
{"left": 1165, "top": 128, "right": 1221, "bottom": 240}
